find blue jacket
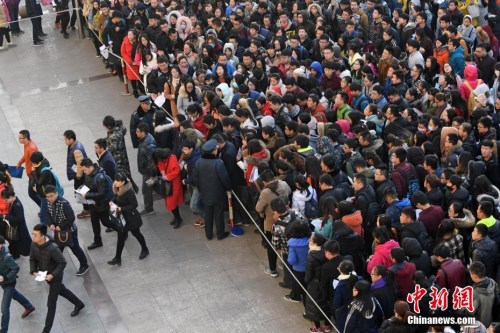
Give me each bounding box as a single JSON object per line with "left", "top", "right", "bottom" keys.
{"left": 449, "top": 46, "right": 465, "bottom": 77}
{"left": 97, "top": 150, "right": 117, "bottom": 180}
{"left": 385, "top": 198, "right": 411, "bottom": 231}
{"left": 287, "top": 237, "right": 309, "bottom": 272}
{"left": 351, "top": 93, "right": 369, "bottom": 112}
{"left": 66, "top": 141, "right": 87, "bottom": 181}
{"left": 184, "top": 148, "right": 201, "bottom": 186}
{"left": 230, "top": 91, "right": 260, "bottom": 109}
{"left": 211, "top": 62, "right": 236, "bottom": 78}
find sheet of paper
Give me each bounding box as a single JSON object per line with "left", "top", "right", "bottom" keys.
{"left": 35, "top": 271, "right": 47, "bottom": 282}
{"left": 74, "top": 185, "right": 90, "bottom": 195}
{"left": 71, "top": 164, "right": 77, "bottom": 173}
{"left": 237, "top": 161, "right": 247, "bottom": 171}
{"left": 154, "top": 94, "right": 166, "bottom": 107}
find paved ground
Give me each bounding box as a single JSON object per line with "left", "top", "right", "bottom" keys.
{"left": 0, "top": 10, "right": 312, "bottom": 333}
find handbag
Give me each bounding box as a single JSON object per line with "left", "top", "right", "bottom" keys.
{"left": 108, "top": 212, "right": 126, "bottom": 232}
{"left": 155, "top": 178, "right": 172, "bottom": 198}
{"left": 4, "top": 220, "right": 18, "bottom": 241}
{"left": 7, "top": 166, "right": 23, "bottom": 179}
{"left": 467, "top": 4, "right": 480, "bottom": 18}
{"left": 54, "top": 230, "right": 74, "bottom": 247}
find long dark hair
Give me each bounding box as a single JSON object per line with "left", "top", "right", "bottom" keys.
{"left": 305, "top": 156, "right": 322, "bottom": 190}
{"left": 321, "top": 197, "right": 339, "bottom": 227}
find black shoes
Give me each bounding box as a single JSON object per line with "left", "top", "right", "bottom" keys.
{"left": 105, "top": 227, "right": 114, "bottom": 233}
{"left": 217, "top": 232, "right": 229, "bottom": 240}
{"left": 87, "top": 242, "right": 103, "bottom": 250}
{"left": 33, "top": 40, "right": 44, "bottom": 46}
{"left": 173, "top": 218, "right": 182, "bottom": 229}
{"left": 139, "top": 248, "right": 149, "bottom": 260}
{"left": 107, "top": 257, "right": 121, "bottom": 266}
{"left": 63, "top": 32, "right": 69, "bottom": 39}
{"left": 279, "top": 282, "right": 291, "bottom": 289}
{"left": 76, "top": 265, "right": 90, "bottom": 276}
{"left": 70, "top": 303, "right": 85, "bottom": 317}
{"left": 39, "top": 32, "right": 48, "bottom": 37}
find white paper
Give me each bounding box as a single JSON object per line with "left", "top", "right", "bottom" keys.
{"left": 99, "top": 46, "right": 109, "bottom": 59}
{"left": 154, "top": 95, "right": 166, "bottom": 107}
{"left": 71, "top": 164, "right": 77, "bottom": 173}
{"left": 311, "top": 219, "right": 322, "bottom": 231}
{"left": 35, "top": 271, "right": 47, "bottom": 282}
{"left": 237, "top": 160, "right": 247, "bottom": 171}
{"left": 74, "top": 185, "right": 90, "bottom": 195}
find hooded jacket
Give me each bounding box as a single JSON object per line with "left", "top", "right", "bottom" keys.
{"left": 367, "top": 239, "right": 400, "bottom": 274}
{"left": 402, "top": 238, "right": 432, "bottom": 276}
{"left": 215, "top": 83, "right": 233, "bottom": 108}
{"left": 256, "top": 179, "right": 291, "bottom": 232}
{"left": 310, "top": 61, "right": 323, "bottom": 82}
{"left": 459, "top": 65, "right": 481, "bottom": 102}
{"left": 31, "top": 159, "right": 54, "bottom": 197}
{"left": 385, "top": 198, "right": 411, "bottom": 231}
{"left": 137, "top": 133, "right": 157, "bottom": 177}
{"left": 450, "top": 209, "right": 476, "bottom": 230}
{"left": 473, "top": 277, "right": 498, "bottom": 327}
{"left": 107, "top": 120, "right": 131, "bottom": 176}
{"left": 448, "top": 46, "right": 465, "bottom": 77}
{"left": 292, "top": 186, "right": 317, "bottom": 216}
{"left": 176, "top": 16, "right": 192, "bottom": 41}
{"left": 341, "top": 211, "right": 363, "bottom": 237}
{"left": 389, "top": 260, "right": 416, "bottom": 297}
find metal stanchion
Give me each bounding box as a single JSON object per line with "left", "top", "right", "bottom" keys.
{"left": 121, "top": 59, "right": 131, "bottom": 96}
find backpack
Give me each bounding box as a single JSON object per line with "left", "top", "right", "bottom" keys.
{"left": 358, "top": 192, "right": 381, "bottom": 227}
{"left": 94, "top": 171, "right": 114, "bottom": 201}
{"left": 304, "top": 190, "right": 320, "bottom": 219}
{"left": 416, "top": 230, "right": 433, "bottom": 254}
{"left": 41, "top": 167, "right": 64, "bottom": 197}
{"left": 395, "top": 167, "right": 421, "bottom": 199}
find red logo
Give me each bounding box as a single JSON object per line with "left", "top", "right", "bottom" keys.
{"left": 407, "top": 284, "right": 475, "bottom": 313}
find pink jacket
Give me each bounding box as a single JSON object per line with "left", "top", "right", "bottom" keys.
{"left": 367, "top": 239, "right": 400, "bottom": 274}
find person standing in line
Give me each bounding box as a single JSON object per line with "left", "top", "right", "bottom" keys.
{"left": 63, "top": 130, "right": 89, "bottom": 219}
{"left": 136, "top": 123, "right": 157, "bottom": 216}
{"left": 155, "top": 148, "right": 183, "bottom": 228}
{"left": 108, "top": 173, "right": 149, "bottom": 266}
{"left": 95, "top": 138, "right": 117, "bottom": 233}
{"left": 0, "top": 235, "right": 35, "bottom": 333}
{"left": 45, "top": 185, "right": 90, "bottom": 276}
{"left": 16, "top": 130, "right": 40, "bottom": 207}
{"left": 102, "top": 115, "right": 138, "bottom": 192}
{"left": 30, "top": 224, "right": 85, "bottom": 333}
{"left": 193, "top": 139, "right": 232, "bottom": 240}
{"left": 80, "top": 158, "right": 111, "bottom": 250}
{"left": 25, "top": 0, "right": 46, "bottom": 46}
{"left": 5, "top": 0, "right": 24, "bottom": 36}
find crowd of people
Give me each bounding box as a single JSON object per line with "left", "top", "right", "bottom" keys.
{"left": 3, "top": 0, "right": 500, "bottom": 332}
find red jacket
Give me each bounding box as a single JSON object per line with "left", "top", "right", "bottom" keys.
{"left": 390, "top": 261, "right": 416, "bottom": 297}
{"left": 120, "top": 36, "right": 141, "bottom": 81}
{"left": 157, "top": 155, "right": 184, "bottom": 211}
{"left": 418, "top": 205, "right": 446, "bottom": 240}
{"left": 367, "top": 239, "right": 400, "bottom": 274}
{"left": 342, "top": 211, "right": 363, "bottom": 237}
{"left": 435, "top": 258, "right": 466, "bottom": 290}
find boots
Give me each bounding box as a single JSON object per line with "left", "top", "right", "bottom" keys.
{"left": 139, "top": 248, "right": 149, "bottom": 260}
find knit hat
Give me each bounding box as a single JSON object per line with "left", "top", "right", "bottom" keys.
{"left": 293, "top": 67, "right": 307, "bottom": 78}
{"left": 475, "top": 94, "right": 488, "bottom": 107}
{"left": 261, "top": 116, "right": 275, "bottom": 128}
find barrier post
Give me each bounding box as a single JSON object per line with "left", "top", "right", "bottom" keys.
{"left": 75, "top": 0, "right": 84, "bottom": 39}
{"left": 121, "top": 59, "right": 131, "bottom": 96}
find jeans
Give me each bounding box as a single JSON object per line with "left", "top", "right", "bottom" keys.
{"left": 90, "top": 209, "right": 109, "bottom": 245}
{"left": 141, "top": 175, "right": 154, "bottom": 212}
{"left": 6, "top": 4, "right": 20, "bottom": 33}
{"left": 1, "top": 285, "right": 34, "bottom": 332}
{"left": 189, "top": 187, "right": 204, "bottom": 217}
{"left": 115, "top": 228, "right": 147, "bottom": 260}
{"left": 40, "top": 198, "right": 48, "bottom": 225}
{"left": 59, "top": 229, "right": 87, "bottom": 267}
{"left": 28, "top": 180, "right": 41, "bottom": 207}
{"left": 43, "top": 281, "right": 83, "bottom": 333}
{"left": 204, "top": 203, "right": 225, "bottom": 239}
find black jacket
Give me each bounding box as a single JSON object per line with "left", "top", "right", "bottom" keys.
{"left": 146, "top": 68, "right": 170, "bottom": 94}
{"left": 471, "top": 236, "right": 499, "bottom": 280}
{"left": 193, "top": 154, "right": 232, "bottom": 206}
{"left": 31, "top": 159, "right": 54, "bottom": 198}
{"left": 130, "top": 106, "right": 157, "bottom": 148}
{"left": 426, "top": 187, "right": 444, "bottom": 208}
{"left": 320, "top": 255, "right": 343, "bottom": 307}
{"left": 402, "top": 237, "right": 432, "bottom": 276}
{"left": 399, "top": 221, "right": 428, "bottom": 245}
{"left": 84, "top": 165, "right": 110, "bottom": 212}
{"left": 372, "top": 278, "right": 398, "bottom": 320}
{"left": 137, "top": 134, "right": 157, "bottom": 177}
{"left": 97, "top": 150, "right": 117, "bottom": 180}
{"left": 30, "top": 238, "right": 66, "bottom": 282}
{"left": 112, "top": 182, "right": 142, "bottom": 232}
{"left": 47, "top": 196, "right": 75, "bottom": 231}
{"left": 2, "top": 198, "right": 32, "bottom": 258}
{"left": 380, "top": 317, "right": 418, "bottom": 333}
{"left": 305, "top": 249, "right": 328, "bottom": 321}
{"left": 355, "top": 185, "right": 377, "bottom": 223}
{"left": 218, "top": 141, "right": 246, "bottom": 188}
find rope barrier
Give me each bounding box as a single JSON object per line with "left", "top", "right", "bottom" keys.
{"left": 230, "top": 190, "right": 340, "bottom": 333}
{"left": 7, "top": 7, "right": 76, "bottom": 24}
